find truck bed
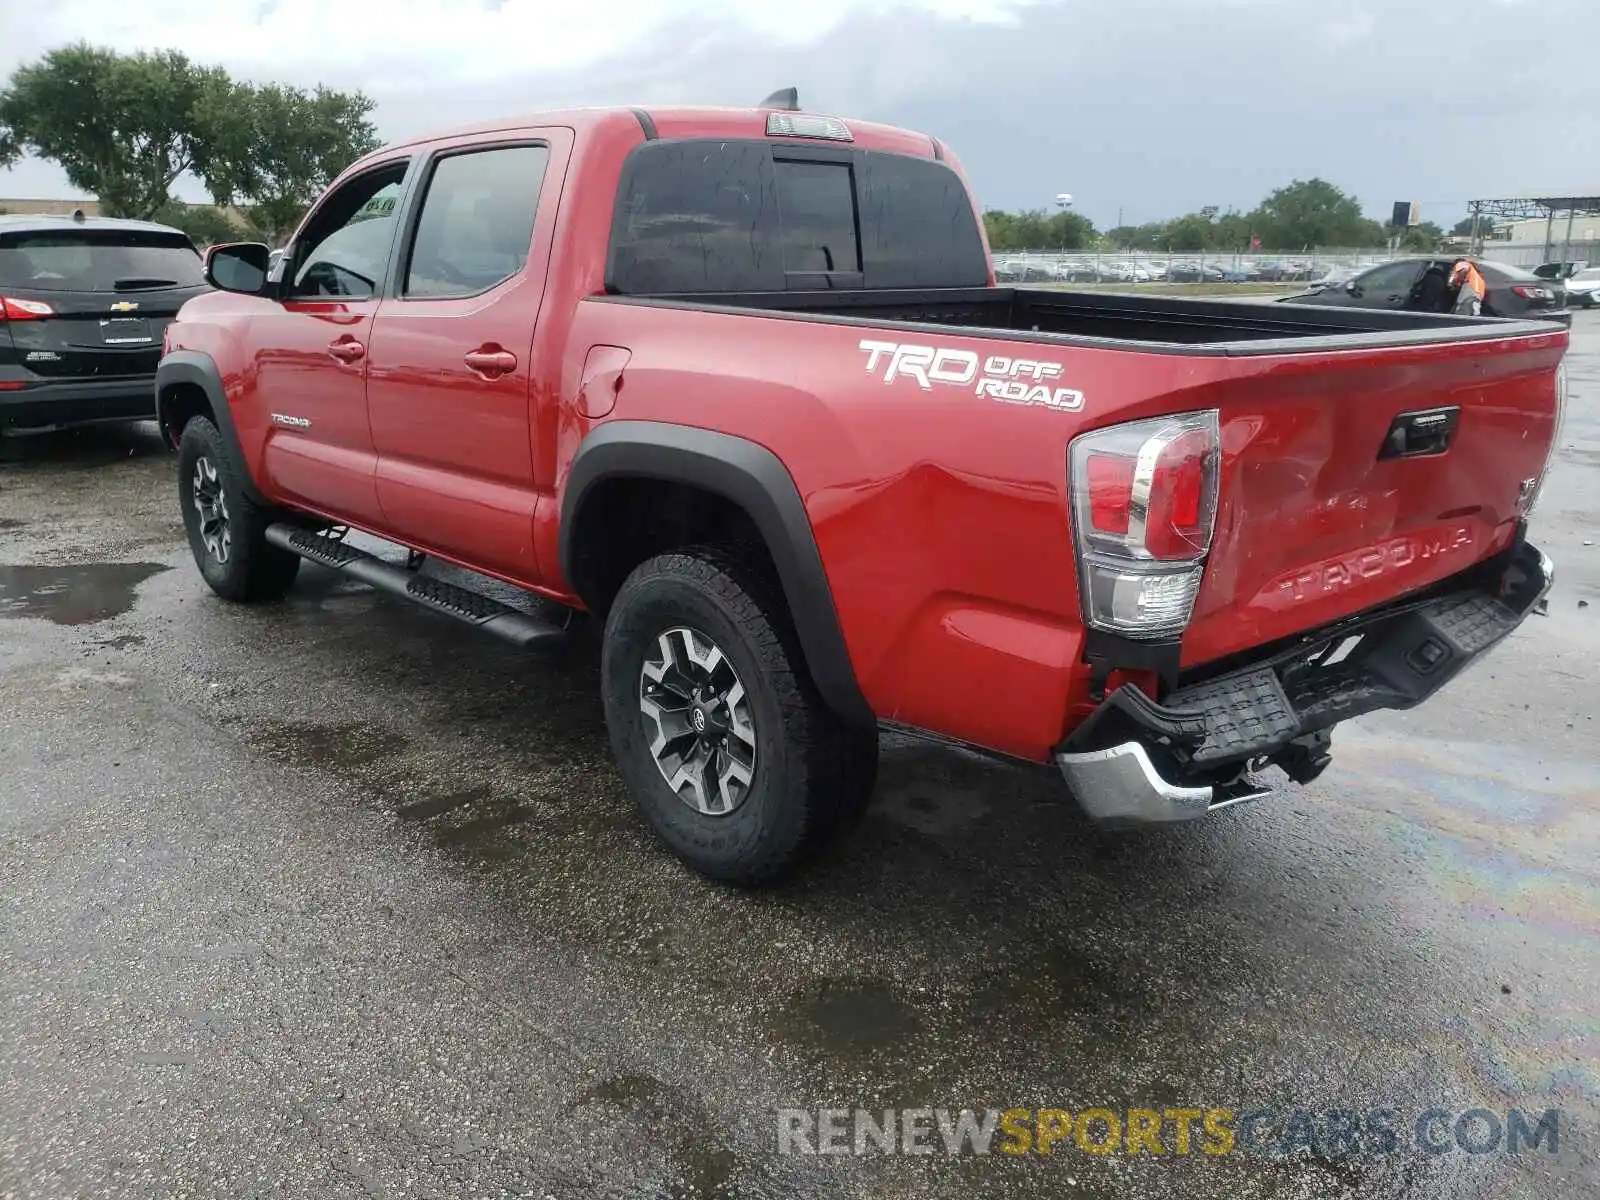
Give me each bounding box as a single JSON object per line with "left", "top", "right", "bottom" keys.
{"left": 606, "top": 286, "right": 1556, "bottom": 354}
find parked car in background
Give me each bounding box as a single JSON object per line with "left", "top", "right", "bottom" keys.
{"left": 1532, "top": 261, "right": 1587, "bottom": 282}
{"left": 1564, "top": 266, "right": 1600, "bottom": 307}
{"left": 1280, "top": 257, "right": 1569, "bottom": 321}
{"left": 1256, "top": 260, "right": 1313, "bottom": 282}
{"left": 1, "top": 213, "right": 209, "bottom": 433}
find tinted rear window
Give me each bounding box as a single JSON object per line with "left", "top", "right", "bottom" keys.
{"left": 0, "top": 230, "right": 203, "bottom": 292}
{"left": 607, "top": 139, "right": 986, "bottom": 294}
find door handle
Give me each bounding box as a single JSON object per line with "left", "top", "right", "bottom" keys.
{"left": 327, "top": 338, "right": 365, "bottom": 363}
{"left": 464, "top": 347, "right": 517, "bottom": 378}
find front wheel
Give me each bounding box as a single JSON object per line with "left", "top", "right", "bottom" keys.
{"left": 601, "top": 548, "right": 877, "bottom": 884}
{"left": 177, "top": 416, "right": 300, "bottom": 602}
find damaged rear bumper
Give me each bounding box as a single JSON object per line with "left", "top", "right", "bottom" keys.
{"left": 1056, "top": 538, "right": 1554, "bottom": 827}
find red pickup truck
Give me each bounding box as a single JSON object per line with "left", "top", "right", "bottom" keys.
{"left": 157, "top": 97, "right": 1565, "bottom": 883}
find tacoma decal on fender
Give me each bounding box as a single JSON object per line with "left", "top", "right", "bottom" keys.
{"left": 858, "top": 339, "right": 1085, "bottom": 412}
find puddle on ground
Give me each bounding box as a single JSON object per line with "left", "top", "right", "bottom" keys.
{"left": 246, "top": 719, "right": 408, "bottom": 772}
{"left": 574, "top": 1073, "right": 736, "bottom": 1200}
{"left": 0, "top": 562, "right": 167, "bottom": 625}
{"left": 776, "top": 978, "right": 923, "bottom": 1058}
{"left": 394, "top": 784, "right": 493, "bottom": 822}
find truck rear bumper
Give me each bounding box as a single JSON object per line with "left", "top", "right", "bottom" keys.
{"left": 1056, "top": 537, "right": 1554, "bottom": 827}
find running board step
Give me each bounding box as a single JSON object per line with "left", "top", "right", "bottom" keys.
{"left": 265, "top": 524, "right": 570, "bottom": 650}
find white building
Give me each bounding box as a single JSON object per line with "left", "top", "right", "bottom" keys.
{"left": 1480, "top": 213, "right": 1600, "bottom": 269}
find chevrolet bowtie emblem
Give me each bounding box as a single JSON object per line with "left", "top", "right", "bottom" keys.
{"left": 110, "top": 301, "right": 140, "bottom": 312}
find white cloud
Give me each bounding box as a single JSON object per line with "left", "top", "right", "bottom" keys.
{"left": 2, "top": 0, "right": 1597, "bottom": 221}
{"left": 4, "top": 0, "right": 1037, "bottom": 89}
{"left": 0, "top": 0, "right": 1039, "bottom": 197}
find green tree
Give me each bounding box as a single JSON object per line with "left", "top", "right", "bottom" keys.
{"left": 212, "top": 83, "right": 382, "bottom": 243}
{"left": 983, "top": 207, "right": 1095, "bottom": 250}
{"left": 1162, "top": 212, "right": 1213, "bottom": 251}
{"left": 0, "top": 43, "right": 239, "bottom": 219}
{"left": 1213, "top": 210, "right": 1253, "bottom": 251}
{"left": 0, "top": 45, "right": 378, "bottom": 238}
{"left": 983, "top": 209, "right": 1020, "bottom": 250}
{"left": 1452, "top": 215, "right": 1496, "bottom": 238}
{"left": 1250, "top": 178, "right": 1375, "bottom": 250}
{"left": 1398, "top": 220, "right": 1444, "bottom": 252}
{"left": 1044, "top": 209, "right": 1096, "bottom": 249}
{"left": 153, "top": 200, "right": 257, "bottom": 247}
{"left": 1105, "top": 222, "right": 1164, "bottom": 250}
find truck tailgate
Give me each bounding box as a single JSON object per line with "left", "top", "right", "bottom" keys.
{"left": 1184, "top": 329, "right": 1565, "bottom": 667}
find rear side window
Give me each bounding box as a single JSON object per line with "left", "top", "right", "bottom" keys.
{"left": 1357, "top": 261, "right": 1423, "bottom": 292}
{"left": 0, "top": 231, "right": 203, "bottom": 292}
{"left": 607, "top": 141, "right": 783, "bottom": 294}
{"left": 404, "top": 145, "right": 550, "bottom": 298}
{"left": 607, "top": 139, "right": 986, "bottom": 294}
{"left": 855, "top": 152, "right": 987, "bottom": 288}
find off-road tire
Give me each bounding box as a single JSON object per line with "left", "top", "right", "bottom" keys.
{"left": 177, "top": 416, "right": 300, "bottom": 602}
{"left": 602, "top": 547, "right": 877, "bottom": 884}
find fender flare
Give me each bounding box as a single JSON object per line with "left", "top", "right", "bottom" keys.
{"left": 154, "top": 350, "right": 268, "bottom": 504}
{"left": 561, "top": 420, "right": 874, "bottom": 728}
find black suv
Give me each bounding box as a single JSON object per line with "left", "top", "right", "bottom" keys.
{"left": 1, "top": 213, "right": 209, "bottom": 433}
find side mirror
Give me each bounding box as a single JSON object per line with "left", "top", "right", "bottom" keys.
{"left": 205, "top": 242, "right": 271, "bottom": 295}
{"left": 1345, "top": 280, "right": 1361, "bottom": 296}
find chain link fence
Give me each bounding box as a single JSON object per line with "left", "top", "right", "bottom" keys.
{"left": 991, "top": 248, "right": 1403, "bottom": 289}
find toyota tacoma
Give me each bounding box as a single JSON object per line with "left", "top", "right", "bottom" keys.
{"left": 156, "top": 95, "right": 1565, "bottom": 882}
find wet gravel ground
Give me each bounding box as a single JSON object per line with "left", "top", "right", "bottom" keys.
{"left": 1, "top": 314, "right": 1597, "bottom": 1199}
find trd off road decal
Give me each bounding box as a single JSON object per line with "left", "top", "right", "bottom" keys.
{"left": 857, "top": 339, "right": 1085, "bottom": 412}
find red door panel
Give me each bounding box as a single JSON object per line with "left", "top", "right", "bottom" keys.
{"left": 367, "top": 130, "right": 572, "bottom": 584}
{"left": 254, "top": 300, "right": 383, "bottom": 524}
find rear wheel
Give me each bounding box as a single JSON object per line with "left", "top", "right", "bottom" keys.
{"left": 177, "top": 416, "right": 300, "bottom": 602}
{"left": 601, "top": 547, "right": 877, "bottom": 884}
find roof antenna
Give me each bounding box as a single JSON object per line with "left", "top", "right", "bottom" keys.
{"left": 760, "top": 87, "right": 800, "bottom": 111}
{"left": 71, "top": 208, "right": 87, "bottom": 223}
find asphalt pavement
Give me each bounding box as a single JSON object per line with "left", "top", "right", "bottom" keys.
{"left": 2, "top": 313, "right": 1597, "bottom": 1199}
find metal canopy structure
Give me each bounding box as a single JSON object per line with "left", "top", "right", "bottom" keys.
{"left": 1466, "top": 190, "right": 1600, "bottom": 259}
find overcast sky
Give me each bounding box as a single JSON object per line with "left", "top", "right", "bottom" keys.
{"left": 2, "top": 0, "right": 1597, "bottom": 229}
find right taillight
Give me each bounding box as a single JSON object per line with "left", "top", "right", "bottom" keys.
{"left": 1069, "top": 410, "right": 1221, "bottom": 638}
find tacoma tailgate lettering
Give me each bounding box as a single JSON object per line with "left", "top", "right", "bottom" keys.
{"left": 1267, "top": 526, "right": 1475, "bottom": 606}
